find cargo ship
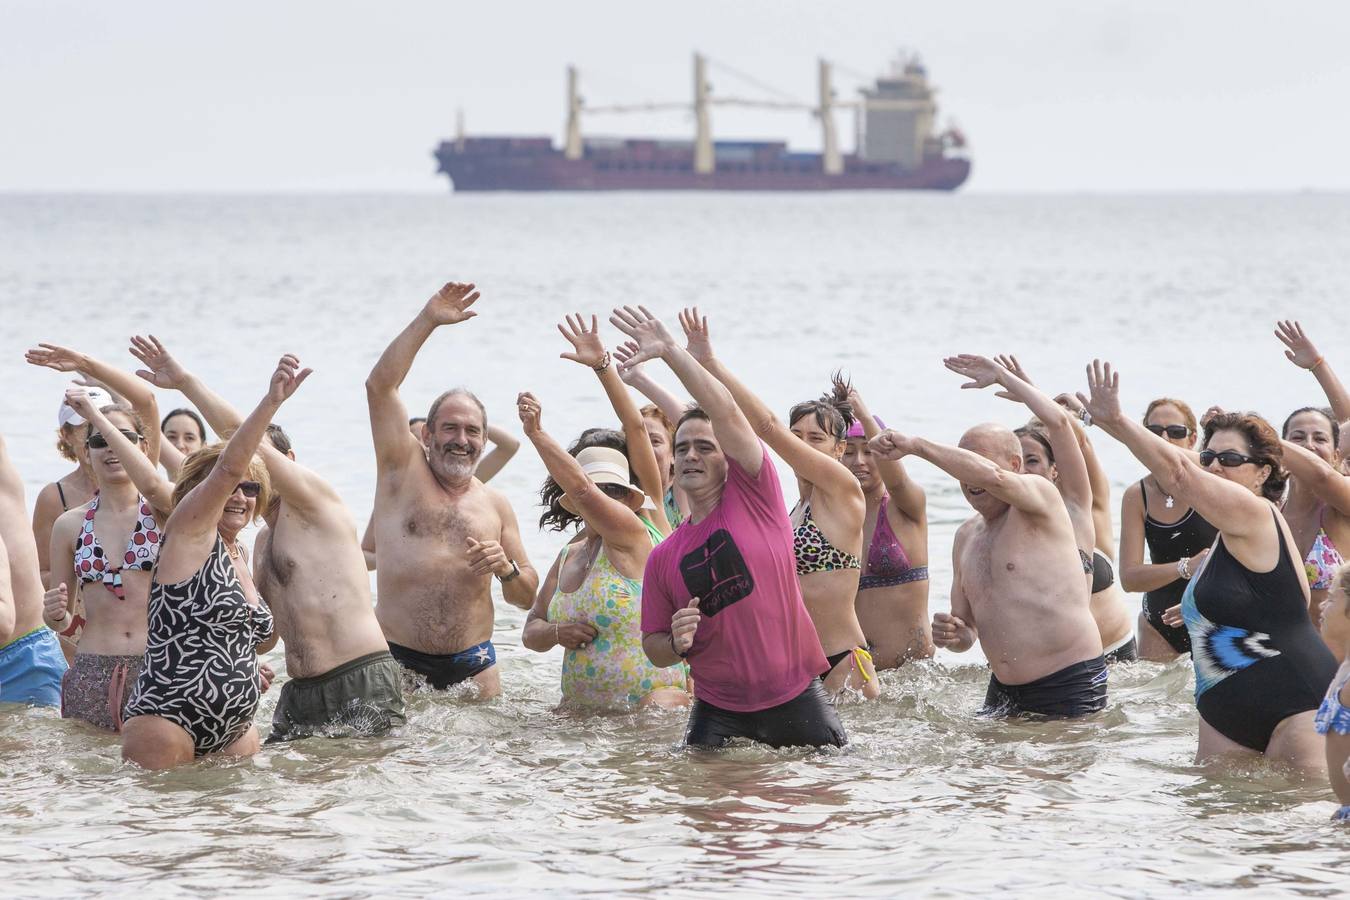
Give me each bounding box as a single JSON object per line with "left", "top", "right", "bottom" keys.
{"left": 434, "top": 53, "right": 970, "bottom": 192}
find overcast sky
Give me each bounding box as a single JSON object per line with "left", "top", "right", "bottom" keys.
{"left": 3, "top": 0, "right": 1349, "bottom": 192}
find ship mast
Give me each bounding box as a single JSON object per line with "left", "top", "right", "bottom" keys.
{"left": 693, "top": 53, "right": 714, "bottom": 174}
{"left": 564, "top": 65, "right": 583, "bottom": 160}
{"left": 818, "top": 59, "right": 841, "bottom": 176}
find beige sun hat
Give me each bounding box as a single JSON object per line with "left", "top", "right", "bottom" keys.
{"left": 560, "top": 446, "right": 646, "bottom": 514}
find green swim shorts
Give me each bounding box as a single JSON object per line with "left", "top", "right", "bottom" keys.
{"left": 268, "top": 650, "right": 406, "bottom": 742}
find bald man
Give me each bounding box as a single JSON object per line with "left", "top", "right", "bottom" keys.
{"left": 870, "top": 423, "right": 1106, "bottom": 718}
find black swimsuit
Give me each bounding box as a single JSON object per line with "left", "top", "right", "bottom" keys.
{"left": 1140, "top": 480, "right": 1218, "bottom": 654}
{"left": 124, "top": 535, "right": 274, "bottom": 755}
{"left": 1182, "top": 510, "right": 1336, "bottom": 751}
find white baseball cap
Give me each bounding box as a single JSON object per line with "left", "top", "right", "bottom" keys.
{"left": 58, "top": 386, "right": 111, "bottom": 429}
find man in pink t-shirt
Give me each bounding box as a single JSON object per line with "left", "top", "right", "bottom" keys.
{"left": 612, "top": 306, "right": 845, "bottom": 749}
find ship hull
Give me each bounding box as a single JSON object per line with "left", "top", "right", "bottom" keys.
{"left": 434, "top": 142, "right": 970, "bottom": 192}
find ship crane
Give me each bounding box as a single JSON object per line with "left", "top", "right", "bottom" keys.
{"left": 565, "top": 54, "right": 842, "bottom": 175}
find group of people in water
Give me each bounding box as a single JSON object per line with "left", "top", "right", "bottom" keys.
{"left": 0, "top": 286, "right": 1347, "bottom": 819}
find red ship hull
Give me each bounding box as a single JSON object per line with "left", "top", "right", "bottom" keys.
{"left": 434, "top": 137, "right": 970, "bottom": 192}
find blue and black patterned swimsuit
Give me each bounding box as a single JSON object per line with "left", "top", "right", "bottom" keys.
{"left": 1181, "top": 509, "right": 1336, "bottom": 751}
{"left": 124, "top": 534, "right": 274, "bottom": 755}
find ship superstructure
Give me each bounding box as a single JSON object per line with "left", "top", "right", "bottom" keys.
{"left": 434, "top": 53, "right": 969, "bottom": 191}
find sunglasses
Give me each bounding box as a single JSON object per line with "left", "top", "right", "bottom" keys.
{"left": 85, "top": 430, "right": 143, "bottom": 449}
{"left": 234, "top": 481, "right": 262, "bottom": 498}
{"left": 1147, "top": 424, "right": 1191, "bottom": 440}
{"left": 1199, "top": 449, "right": 1258, "bottom": 468}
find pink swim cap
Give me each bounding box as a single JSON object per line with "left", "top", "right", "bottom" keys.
{"left": 846, "top": 416, "right": 885, "bottom": 439}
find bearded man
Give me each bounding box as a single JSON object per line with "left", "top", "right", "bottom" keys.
{"left": 365, "top": 282, "right": 537, "bottom": 697}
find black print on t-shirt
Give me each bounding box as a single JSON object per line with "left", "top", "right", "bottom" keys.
{"left": 679, "top": 529, "right": 754, "bottom": 616}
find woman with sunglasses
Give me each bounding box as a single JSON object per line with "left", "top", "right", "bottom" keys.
{"left": 1274, "top": 320, "right": 1350, "bottom": 623}
{"left": 25, "top": 343, "right": 171, "bottom": 664}
{"left": 43, "top": 391, "right": 173, "bottom": 730}
{"left": 1081, "top": 362, "right": 1335, "bottom": 769}
{"left": 120, "top": 356, "right": 300, "bottom": 768}
{"left": 1118, "top": 398, "right": 1218, "bottom": 661}
{"left": 520, "top": 316, "right": 686, "bottom": 710}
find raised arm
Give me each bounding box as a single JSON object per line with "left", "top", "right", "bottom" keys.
{"left": 474, "top": 424, "right": 520, "bottom": 483}
{"left": 1278, "top": 320, "right": 1350, "bottom": 424}
{"left": 870, "top": 428, "right": 1059, "bottom": 516}
{"left": 946, "top": 354, "right": 1092, "bottom": 513}
{"left": 1282, "top": 439, "right": 1350, "bottom": 515}
{"left": 558, "top": 315, "right": 669, "bottom": 533}
{"left": 1078, "top": 360, "right": 1270, "bottom": 539}
{"left": 848, "top": 385, "right": 926, "bottom": 520}
{"left": 684, "top": 311, "right": 859, "bottom": 497}
{"left": 610, "top": 305, "right": 761, "bottom": 475}
{"left": 63, "top": 389, "right": 175, "bottom": 514}
{"left": 366, "top": 282, "right": 479, "bottom": 472}
{"left": 27, "top": 343, "right": 163, "bottom": 467}
{"left": 157, "top": 356, "right": 310, "bottom": 582}
{"left": 614, "top": 341, "right": 689, "bottom": 424}
{"left": 517, "top": 392, "right": 649, "bottom": 553}
{"left": 131, "top": 335, "right": 340, "bottom": 515}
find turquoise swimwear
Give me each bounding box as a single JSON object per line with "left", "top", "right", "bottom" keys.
{"left": 0, "top": 627, "right": 68, "bottom": 708}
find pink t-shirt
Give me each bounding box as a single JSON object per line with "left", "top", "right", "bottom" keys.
{"left": 640, "top": 446, "right": 827, "bottom": 712}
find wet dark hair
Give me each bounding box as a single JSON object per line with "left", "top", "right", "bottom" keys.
{"left": 1281, "top": 406, "right": 1339, "bottom": 449}
{"left": 265, "top": 423, "right": 293, "bottom": 455}
{"left": 1014, "top": 426, "right": 1055, "bottom": 466}
{"left": 787, "top": 372, "right": 855, "bottom": 442}
{"left": 1202, "top": 411, "right": 1288, "bottom": 503}
{"left": 674, "top": 405, "right": 711, "bottom": 438}
{"left": 161, "top": 407, "right": 207, "bottom": 441}
{"left": 538, "top": 428, "right": 643, "bottom": 532}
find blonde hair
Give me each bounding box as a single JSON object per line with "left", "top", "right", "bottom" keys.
{"left": 171, "top": 441, "right": 273, "bottom": 523}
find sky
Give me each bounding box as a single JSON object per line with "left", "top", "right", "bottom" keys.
{"left": 3, "top": 0, "right": 1349, "bottom": 193}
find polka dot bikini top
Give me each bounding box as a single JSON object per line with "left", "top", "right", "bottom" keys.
{"left": 74, "top": 494, "right": 161, "bottom": 600}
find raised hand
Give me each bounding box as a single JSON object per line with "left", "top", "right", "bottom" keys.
{"left": 671, "top": 596, "right": 701, "bottom": 654}
{"left": 609, "top": 305, "right": 677, "bottom": 366}
{"left": 995, "top": 354, "right": 1033, "bottom": 386}
{"left": 557, "top": 314, "right": 607, "bottom": 368}
{"left": 268, "top": 354, "right": 312, "bottom": 406}
{"left": 612, "top": 340, "right": 647, "bottom": 383}
{"left": 1275, "top": 320, "right": 1322, "bottom": 369}
{"left": 931, "top": 612, "right": 975, "bottom": 650}
{"left": 943, "top": 354, "right": 1010, "bottom": 396}
{"left": 677, "top": 307, "right": 713, "bottom": 364}
{"left": 1075, "top": 359, "right": 1122, "bottom": 427}
{"left": 129, "top": 334, "right": 190, "bottom": 390}
{"left": 1199, "top": 405, "right": 1225, "bottom": 430}
{"left": 25, "top": 342, "right": 85, "bottom": 373}
{"left": 868, "top": 428, "right": 915, "bottom": 460}
{"left": 423, "top": 281, "right": 481, "bottom": 326}
{"left": 516, "top": 391, "right": 543, "bottom": 437}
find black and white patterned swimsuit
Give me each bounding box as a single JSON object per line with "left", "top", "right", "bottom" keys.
{"left": 124, "top": 534, "right": 274, "bottom": 755}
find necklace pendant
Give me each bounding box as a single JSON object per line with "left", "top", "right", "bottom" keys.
{"left": 1165, "top": 495, "right": 1175, "bottom": 509}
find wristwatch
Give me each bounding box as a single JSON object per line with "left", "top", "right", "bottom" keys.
{"left": 497, "top": 559, "right": 521, "bottom": 583}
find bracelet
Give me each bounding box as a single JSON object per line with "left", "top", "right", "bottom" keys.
{"left": 592, "top": 351, "right": 612, "bottom": 373}
{"left": 1177, "top": 558, "right": 1191, "bottom": 580}
{"left": 1080, "top": 408, "right": 1093, "bottom": 428}
{"left": 1310, "top": 356, "right": 1325, "bottom": 371}
{"left": 554, "top": 622, "right": 560, "bottom": 646}
{"left": 669, "top": 633, "right": 688, "bottom": 659}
